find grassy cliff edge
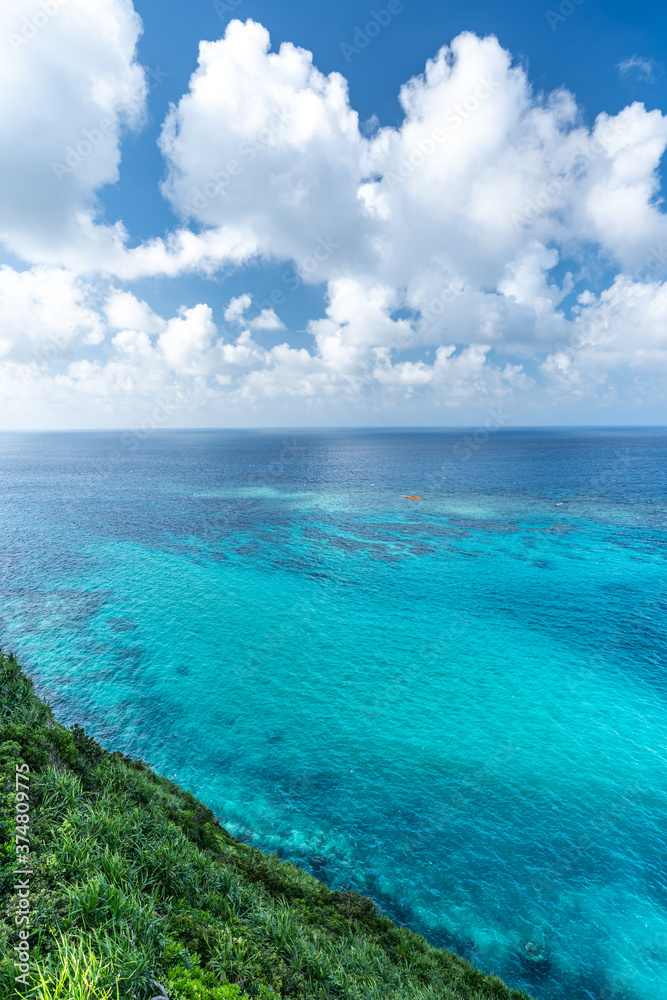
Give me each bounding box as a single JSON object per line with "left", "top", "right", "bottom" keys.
{"left": 0, "top": 649, "right": 533, "bottom": 1000}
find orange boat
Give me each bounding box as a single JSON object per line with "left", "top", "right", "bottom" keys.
{"left": 402, "top": 495, "right": 423, "bottom": 500}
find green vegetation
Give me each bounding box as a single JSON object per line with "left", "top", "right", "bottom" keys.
{"left": 0, "top": 649, "right": 532, "bottom": 1000}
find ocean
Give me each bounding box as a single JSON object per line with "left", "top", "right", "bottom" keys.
{"left": 1, "top": 428, "right": 666, "bottom": 1000}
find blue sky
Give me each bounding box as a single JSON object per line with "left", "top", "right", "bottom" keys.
{"left": 0, "top": 0, "right": 666, "bottom": 427}
{"left": 101, "top": 0, "right": 667, "bottom": 354}
{"left": 105, "top": 0, "right": 667, "bottom": 228}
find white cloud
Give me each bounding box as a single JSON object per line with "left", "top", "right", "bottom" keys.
{"left": 224, "top": 294, "right": 252, "bottom": 324}
{"left": 0, "top": 265, "right": 102, "bottom": 362}
{"left": 224, "top": 293, "right": 285, "bottom": 330}
{"left": 159, "top": 22, "right": 667, "bottom": 312}
{"left": 542, "top": 275, "right": 667, "bottom": 393}
{"left": 618, "top": 56, "right": 658, "bottom": 82}
{"left": 580, "top": 105, "right": 667, "bottom": 271}
{"left": 251, "top": 308, "right": 285, "bottom": 331}
{"left": 157, "top": 304, "right": 217, "bottom": 375}
{"left": 0, "top": 10, "right": 666, "bottom": 426}
{"left": 0, "top": 0, "right": 147, "bottom": 266}
{"left": 105, "top": 290, "right": 166, "bottom": 334}
{"left": 159, "top": 19, "right": 363, "bottom": 276}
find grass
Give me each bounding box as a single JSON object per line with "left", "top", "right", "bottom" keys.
{"left": 0, "top": 648, "right": 534, "bottom": 1000}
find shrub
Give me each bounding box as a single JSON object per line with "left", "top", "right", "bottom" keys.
{"left": 0, "top": 648, "right": 534, "bottom": 1000}
{"left": 32, "top": 936, "right": 120, "bottom": 1000}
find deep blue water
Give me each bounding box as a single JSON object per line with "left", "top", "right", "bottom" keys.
{"left": 1, "top": 428, "right": 666, "bottom": 1000}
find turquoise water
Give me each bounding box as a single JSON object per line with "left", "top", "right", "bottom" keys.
{"left": 1, "top": 429, "right": 666, "bottom": 1000}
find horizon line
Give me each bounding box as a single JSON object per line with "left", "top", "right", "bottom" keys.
{"left": 0, "top": 425, "right": 666, "bottom": 434}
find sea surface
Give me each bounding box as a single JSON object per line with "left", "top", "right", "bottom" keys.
{"left": 1, "top": 428, "right": 666, "bottom": 1000}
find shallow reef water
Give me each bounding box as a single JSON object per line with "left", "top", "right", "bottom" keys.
{"left": 0, "top": 428, "right": 666, "bottom": 1000}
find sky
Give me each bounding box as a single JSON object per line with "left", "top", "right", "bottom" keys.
{"left": 1, "top": 0, "right": 667, "bottom": 429}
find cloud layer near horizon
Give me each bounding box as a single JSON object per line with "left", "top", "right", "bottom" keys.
{"left": 1, "top": 3, "right": 666, "bottom": 427}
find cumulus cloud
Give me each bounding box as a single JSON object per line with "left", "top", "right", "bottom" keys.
{"left": 0, "top": 0, "right": 147, "bottom": 266}
{"left": 105, "top": 290, "right": 166, "bottom": 334}
{"left": 159, "top": 22, "right": 667, "bottom": 324}
{"left": 542, "top": 275, "right": 667, "bottom": 394}
{"left": 251, "top": 309, "right": 285, "bottom": 331}
{"left": 159, "top": 19, "right": 363, "bottom": 274}
{"left": 0, "top": 265, "right": 102, "bottom": 363}
{"left": 224, "top": 294, "right": 252, "bottom": 324}
{"left": 224, "top": 293, "right": 285, "bottom": 330}
{"left": 0, "top": 9, "right": 666, "bottom": 426}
